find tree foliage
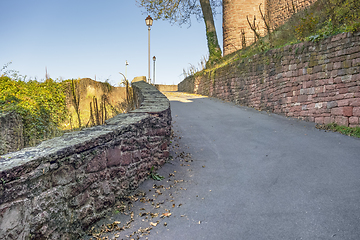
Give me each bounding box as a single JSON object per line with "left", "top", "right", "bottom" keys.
{"left": 136, "top": 0, "right": 221, "bottom": 26}
{"left": 137, "top": 0, "right": 223, "bottom": 65}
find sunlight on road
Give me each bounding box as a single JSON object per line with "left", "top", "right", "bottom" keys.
{"left": 162, "top": 91, "right": 207, "bottom": 103}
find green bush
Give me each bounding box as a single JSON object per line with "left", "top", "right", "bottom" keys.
{"left": 0, "top": 75, "right": 68, "bottom": 146}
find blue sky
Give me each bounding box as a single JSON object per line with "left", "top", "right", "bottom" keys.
{"left": 0, "top": 0, "right": 223, "bottom": 86}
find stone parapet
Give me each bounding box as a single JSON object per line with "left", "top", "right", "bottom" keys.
{"left": 179, "top": 32, "right": 360, "bottom": 127}
{"left": 0, "top": 81, "right": 171, "bottom": 239}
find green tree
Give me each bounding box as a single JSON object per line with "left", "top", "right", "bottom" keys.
{"left": 137, "top": 0, "right": 222, "bottom": 66}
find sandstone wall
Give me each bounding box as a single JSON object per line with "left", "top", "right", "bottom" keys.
{"left": 0, "top": 111, "right": 24, "bottom": 155}
{"left": 0, "top": 81, "right": 171, "bottom": 239}
{"left": 223, "top": 0, "right": 266, "bottom": 56}
{"left": 155, "top": 85, "right": 178, "bottom": 92}
{"left": 267, "top": 0, "right": 317, "bottom": 28}
{"left": 222, "top": 0, "right": 317, "bottom": 56}
{"left": 179, "top": 32, "right": 360, "bottom": 127}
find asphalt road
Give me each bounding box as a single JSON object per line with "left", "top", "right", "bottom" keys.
{"left": 87, "top": 91, "right": 360, "bottom": 240}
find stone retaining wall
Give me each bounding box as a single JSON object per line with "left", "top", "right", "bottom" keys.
{"left": 179, "top": 32, "right": 360, "bottom": 127}
{"left": 0, "top": 81, "right": 171, "bottom": 239}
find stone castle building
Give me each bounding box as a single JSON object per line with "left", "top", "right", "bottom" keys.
{"left": 223, "top": 0, "right": 318, "bottom": 55}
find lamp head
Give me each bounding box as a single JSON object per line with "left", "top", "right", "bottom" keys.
{"left": 145, "top": 15, "right": 153, "bottom": 27}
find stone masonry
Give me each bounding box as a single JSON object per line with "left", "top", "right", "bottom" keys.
{"left": 179, "top": 32, "right": 360, "bottom": 127}
{"left": 0, "top": 81, "right": 171, "bottom": 239}
{"left": 223, "top": 0, "right": 317, "bottom": 55}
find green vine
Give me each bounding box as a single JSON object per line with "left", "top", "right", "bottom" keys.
{"left": 206, "top": 30, "right": 222, "bottom": 67}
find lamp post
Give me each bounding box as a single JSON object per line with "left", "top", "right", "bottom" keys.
{"left": 125, "top": 60, "right": 129, "bottom": 80}
{"left": 145, "top": 15, "right": 153, "bottom": 84}
{"left": 153, "top": 56, "right": 156, "bottom": 85}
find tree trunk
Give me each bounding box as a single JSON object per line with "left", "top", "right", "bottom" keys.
{"left": 199, "top": 0, "right": 222, "bottom": 66}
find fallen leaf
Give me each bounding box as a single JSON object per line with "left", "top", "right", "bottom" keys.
{"left": 150, "top": 222, "right": 157, "bottom": 227}
{"left": 162, "top": 213, "right": 172, "bottom": 217}
{"left": 164, "top": 222, "right": 167, "bottom": 226}
{"left": 172, "top": 204, "right": 175, "bottom": 208}
{"left": 150, "top": 213, "right": 159, "bottom": 218}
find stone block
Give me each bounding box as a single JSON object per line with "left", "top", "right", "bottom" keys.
{"left": 331, "top": 107, "right": 342, "bottom": 115}
{"left": 327, "top": 101, "right": 338, "bottom": 109}
{"left": 298, "top": 95, "right": 308, "bottom": 102}
{"left": 341, "top": 75, "right": 352, "bottom": 82}
{"left": 339, "top": 87, "right": 349, "bottom": 94}
{"left": 52, "top": 165, "right": 75, "bottom": 186}
{"left": 343, "top": 106, "right": 353, "bottom": 117}
{"left": 106, "top": 147, "right": 122, "bottom": 167}
{"left": 120, "top": 152, "right": 133, "bottom": 166}
{"left": 333, "top": 61, "right": 341, "bottom": 69}
{"left": 335, "top": 116, "right": 349, "bottom": 126}
{"left": 349, "top": 117, "right": 359, "bottom": 125}
{"left": 337, "top": 99, "right": 350, "bottom": 106}
{"left": 324, "top": 117, "right": 333, "bottom": 124}
{"left": 315, "top": 117, "right": 324, "bottom": 124}
{"left": 353, "top": 107, "right": 360, "bottom": 117}
{"left": 350, "top": 98, "right": 360, "bottom": 107}
{"left": 86, "top": 152, "right": 107, "bottom": 173}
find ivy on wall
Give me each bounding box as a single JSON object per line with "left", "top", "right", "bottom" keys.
{"left": 0, "top": 75, "right": 68, "bottom": 147}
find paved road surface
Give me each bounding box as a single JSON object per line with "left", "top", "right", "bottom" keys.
{"left": 87, "top": 92, "right": 360, "bottom": 240}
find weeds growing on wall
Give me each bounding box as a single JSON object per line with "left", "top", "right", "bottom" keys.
{"left": 112, "top": 79, "right": 135, "bottom": 114}
{"left": 70, "top": 79, "right": 82, "bottom": 129}
{"left": 182, "top": 55, "right": 208, "bottom": 78}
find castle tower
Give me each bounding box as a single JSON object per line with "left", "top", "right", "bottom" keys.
{"left": 222, "top": 0, "right": 318, "bottom": 56}
{"left": 223, "top": 0, "right": 266, "bottom": 56}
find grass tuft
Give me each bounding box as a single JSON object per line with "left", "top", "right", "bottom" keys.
{"left": 316, "top": 123, "right": 360, "bottom": 138}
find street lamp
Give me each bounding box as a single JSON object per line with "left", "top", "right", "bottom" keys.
{"left": 153, "top": 56, "right": 156, "bottom": 85}
{"left": 125, "top": 60, "right": 129, "bottom": 80}
{"left": 145, "top": 15, "right": 153, "bottom": 84}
